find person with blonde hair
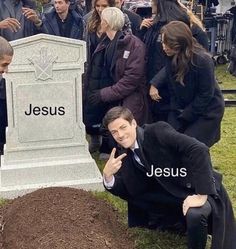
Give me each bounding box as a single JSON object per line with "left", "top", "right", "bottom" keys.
{"left": 84, "top": 0, "right": 131, "bottom": 64}
{"left": 83, "top": 7, "right": 147, "bottom": 158}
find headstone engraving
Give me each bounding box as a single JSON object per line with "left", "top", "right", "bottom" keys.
{"left": 28, "top": 47, "right": 58, "bottom": 81}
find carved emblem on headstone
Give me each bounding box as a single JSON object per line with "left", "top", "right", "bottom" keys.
{"left": 28, "top": 47, "right": 58, "bottom": 80}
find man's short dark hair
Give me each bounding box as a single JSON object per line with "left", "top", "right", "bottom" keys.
{"left": 0, "top": 37, "right": 13, "bottom": 60}
{"left": 103, "top": 107, "right": 134, "bottom": 128}
{"left": 55, "top": 0, "right": 70, "bottom": 3}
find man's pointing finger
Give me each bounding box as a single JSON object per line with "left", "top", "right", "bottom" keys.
{"left": 115, "top": 153, "right": 127, "bottom": 162}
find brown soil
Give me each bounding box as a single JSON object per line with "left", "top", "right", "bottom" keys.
{"left": 0, "top": 187, "right": 134, "bottom": 249}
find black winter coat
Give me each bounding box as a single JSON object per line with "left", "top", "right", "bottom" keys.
{"left": 123, "top": 8, "right": 142, "bottom": 36}
{"left": 83, "top": 36, "right": 115, "bottom": 127}
{"left": 40, "top": 9, "right": 84, "bottom": 39}
{"left": 151, "top": 51, "right": 224, "bottom": 147}
{"left": 141, "top": 22, "right": 209, "bottom": 122}
{"left": 106, "top": 122, "right": 236, "bottom": 249}
{"left": 142, "top": 22, "right": 209, "bottom": 83}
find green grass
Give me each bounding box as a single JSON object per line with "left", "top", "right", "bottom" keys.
{"left": 216, "top": 64, "right": 236, "bottom": 89}
{"left": 216, "top": 64, "right": 236, "bottom": 99}
{"left": 211, "top": 107, "right": 236, "bottom": 209}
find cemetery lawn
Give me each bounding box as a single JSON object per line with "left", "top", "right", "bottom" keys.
{"left": 94, "top": 64, "right": 236, "bottom": 249}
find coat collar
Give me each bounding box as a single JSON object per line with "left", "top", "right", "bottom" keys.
{"left": 136, "top": 126, "right": 144, "bottom": 148}
{"left": 3, "top": 0, "right": 15, "bottom": 18}
{"left": 136, "top": 126, "right": 151, "bottom": 171}
{"left": 110, "top": 31, "right": 124, "bottom": 72}
{"left": 3, "top": 0, "right": 23, "bottom": 21}
{"left": 45, "top": 10, "right": 60, "bottom": 36}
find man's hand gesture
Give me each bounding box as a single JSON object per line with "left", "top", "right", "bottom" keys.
{"left": 182, "top": 194, "right": 208, "bottom": 216}
{"left": 22, "top": 7, "right": 41, "bottom": 25}
{"left": 103, "top": 148, "right": 127, "bottom": 183}
{"left": 0, "top": 18, "right": 21, "bottom": 32}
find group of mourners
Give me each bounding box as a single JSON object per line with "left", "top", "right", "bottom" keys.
{"left": 83, "top": 0, "right": 224, "bottom": 159}
{"left": 0, "top": 0, "right": 235, "bottom": 249}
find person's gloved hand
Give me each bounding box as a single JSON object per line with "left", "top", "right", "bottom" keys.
{"left": 88, "top": 90, "right": 101, "bottom": 105}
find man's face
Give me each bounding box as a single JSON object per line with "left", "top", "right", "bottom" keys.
{"left": 115, "top": 0, "right": 124, "bottom": 9}
{"left": 108, "top": 118, "right": 137, "bottom": 149}
{"left": 79, "top": 0, "right": 86, "bottom": 7}
{"left": 54, "top": 0, "right": 70, "bottom": 14}
{"left": 0, "top": 55, "right": 13, "bottom": 76}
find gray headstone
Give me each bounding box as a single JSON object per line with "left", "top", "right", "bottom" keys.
{"left": 0, "top": 34, "right": 103, "bottom": 198}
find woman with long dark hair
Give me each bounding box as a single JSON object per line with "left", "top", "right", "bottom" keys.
{"left": 150, "top": 21, "right": 224, "bottom": 147}
{"left": 140, "top": 0, "right": 208, "bottom": 122}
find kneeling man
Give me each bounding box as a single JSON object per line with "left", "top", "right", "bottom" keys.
{"left": 103, "top": 106, "right": 235, "bottom": 249}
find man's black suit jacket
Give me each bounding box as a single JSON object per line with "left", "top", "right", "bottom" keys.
{"left": 106, "top": 121, "right": 235, "bottom": 249}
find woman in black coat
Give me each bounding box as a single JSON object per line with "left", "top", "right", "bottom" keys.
{"left": 150, "top": 21, "right": 225, "bottom": 148}
{"left": 140, "top": 0, "right": 209, "bottom": 122}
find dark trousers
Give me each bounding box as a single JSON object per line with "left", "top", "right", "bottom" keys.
{"left": 0, "top": 78, "right": 7, "bottom": 153}
{"left": 186, "top": 201, "right": 212, "bottom": 249}
{"left": 127, "top": 194, "right": 212, "bottom": 249}
{"left": 0, "top": 98, "right": 7, "bottom": 153}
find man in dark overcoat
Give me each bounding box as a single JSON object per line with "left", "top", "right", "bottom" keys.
{"left": 102, "top": 106, "right": 236, "bottom": 249}
{"left": 38, "top": 0, "right": 84, "bottom": 39}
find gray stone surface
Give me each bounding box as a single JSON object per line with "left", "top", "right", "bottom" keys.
{"left": 0, "top": 34, "right": 103, "bottom": 198}
{"left": 217, "top": 0, "right": 234, "bottom": 13}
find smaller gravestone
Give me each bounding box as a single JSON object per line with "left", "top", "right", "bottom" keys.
{"left": 0, "top": 34, "right": 103, "bottom": 198}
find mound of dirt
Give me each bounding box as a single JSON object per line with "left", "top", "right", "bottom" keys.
{"left": 0, "top": 187, "right": 134, "bottom": 249}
